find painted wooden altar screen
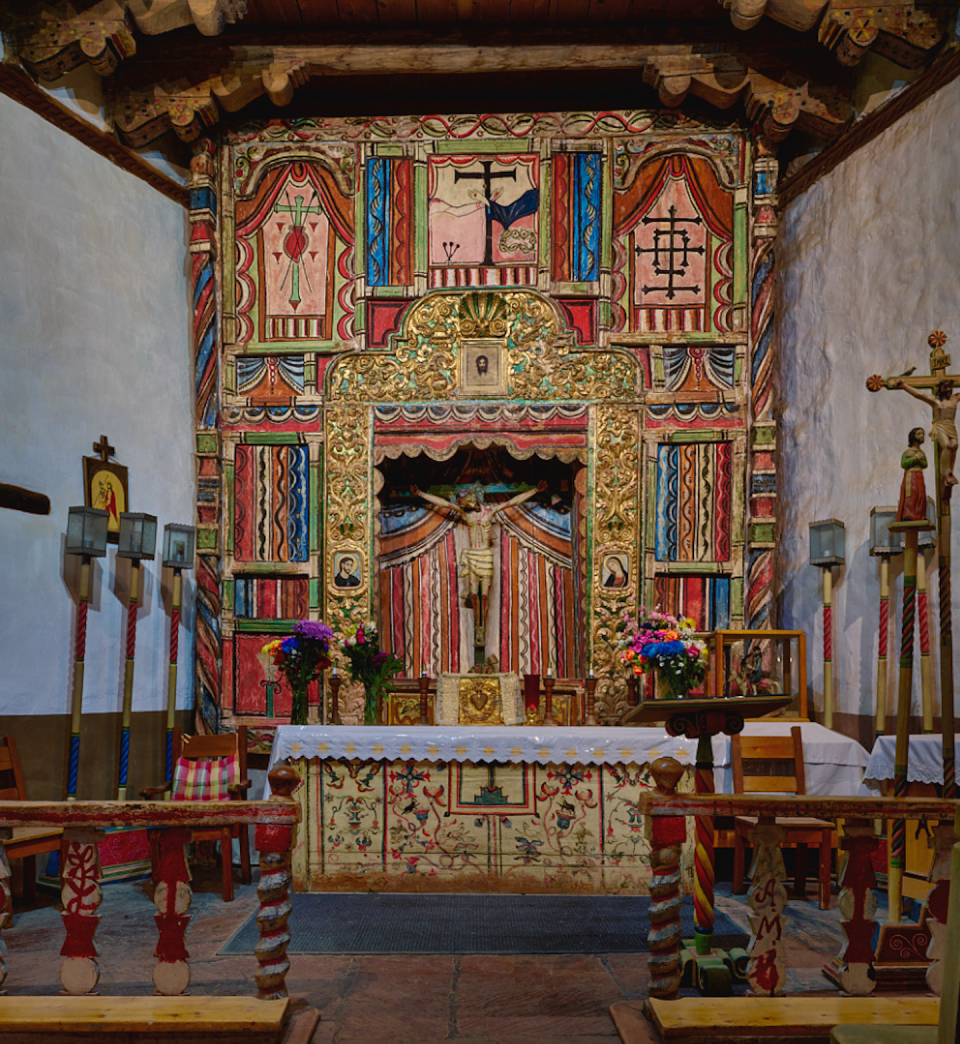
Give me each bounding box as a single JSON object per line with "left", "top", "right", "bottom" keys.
{"left": 184, "top": 112, "right": 778, "bottom": 747}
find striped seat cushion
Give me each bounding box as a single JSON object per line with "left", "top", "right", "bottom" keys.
{"left": 170, "top": 754, "right": 239, "bottom": 802}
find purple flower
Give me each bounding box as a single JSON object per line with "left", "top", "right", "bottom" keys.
{"left": 295, "top": 620, "right": 334, "bottom": 644}
{"left": 372, "top": 651, "right": 388, "bottom": 667}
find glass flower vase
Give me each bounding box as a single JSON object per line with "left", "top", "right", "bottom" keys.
{"left": 363, "top": 680, "right": 381, "bottom": 726}
{"left": 656, "top": 669, "right": 690, "bottom": 701}
{"left": 290, "top": 682, "right": 309, "bottom": 726}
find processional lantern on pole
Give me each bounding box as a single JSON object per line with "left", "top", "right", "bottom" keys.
{"left": 64, "top": 505, "right": 109, "bottom": 800}
{"left": 870, "top": 507, "right": 903, "bottom": 736}
{"left": 809, "top": 518, "right": 845, "bottom": 730}
{"left": 162, "top": 523, "right": 196, "bottom": 795}
{"left": 116, "top": 512, "right": 158, "bottom": 800}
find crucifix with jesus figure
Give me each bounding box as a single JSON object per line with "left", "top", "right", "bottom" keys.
{"left": 867, "top": 331, "right": 959, "bottom": 918}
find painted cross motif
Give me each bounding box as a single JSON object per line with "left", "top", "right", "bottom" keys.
{"left": 273, "top": 193, "right": 322, "bottom": 309}
{"left": 454, "top": 161, "right": 517, "bottom": 265}
{"left": 636, "top": 205, "right": 705, "bottom": 300}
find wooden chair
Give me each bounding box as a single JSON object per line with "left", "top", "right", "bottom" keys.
{"left": 0, "top": 735, "right": 63, "bottom": 911}
{"left": 140, "top": 727, "right": 251, "bottom": 902}
{"left": 731, "top": 726, "right": 835, "bottom": 909}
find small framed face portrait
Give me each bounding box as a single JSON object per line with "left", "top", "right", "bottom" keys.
{"left": 601, "top": 553, "right": 629, "bottom": 589}
{"left": 333, "top": 552, "right": 363, "bottom": 589}
{"left": 83, "top": 457, "right": 129, "bottom": 543}
{"left": 460, "top": 339, "right": 507, "bottom": 397}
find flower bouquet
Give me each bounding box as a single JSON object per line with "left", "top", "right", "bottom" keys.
{"left": 616, "top": 607, "right": 707, "bottom": 699}
{"left": 340, "top": 621, "right": 404, "bottom": 725}
{"left": 262, "top": 620, "right": 334, "bottom": 725}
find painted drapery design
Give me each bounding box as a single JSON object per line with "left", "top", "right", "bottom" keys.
{"left": 233, "top": 445, "right": 309, "bottom": 563}
{"left": 613, "top": 154, "right": 734, "bottom": 334}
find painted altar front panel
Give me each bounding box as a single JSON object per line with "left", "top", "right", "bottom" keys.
{"left": 208, "top": 112, "right": 767, "bottom": 743}
{"left": 290, "top": 756, "right": 695, "bottom": 894}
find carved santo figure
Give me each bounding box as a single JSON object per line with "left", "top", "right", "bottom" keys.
{"left": 411, "top": 481, "right": 546, "bottom": 648}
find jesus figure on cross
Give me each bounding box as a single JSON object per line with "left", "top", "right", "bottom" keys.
{"left": 411, "top": 481, "right": 547, "bottom": 649}
{"left": 893, "top": 378, "right": 960, "bottom": 487}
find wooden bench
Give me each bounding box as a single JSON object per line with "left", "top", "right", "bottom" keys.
{"left": 0, "top": 996, "right": 320, "bottom": 1044}
{"left": 611, "top": 997, "right": 941, "bottom": 1043}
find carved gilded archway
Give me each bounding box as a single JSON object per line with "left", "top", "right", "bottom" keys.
{"left": 324, "top": 288, "right": 641, "bottom": 714}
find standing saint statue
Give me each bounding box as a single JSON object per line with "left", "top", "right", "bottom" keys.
{"left": 894, "top": 378, "right": 960, "bottom": 488}
{"left": 897, "top": 426, "right": 928, "bottom": 522}
{"left": 411, "top": 480, "right": 547, "bottom": 649}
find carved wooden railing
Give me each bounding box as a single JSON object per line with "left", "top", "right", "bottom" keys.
{"left": 646, "top": 757, "right": 960, "bottom": 999}
{"left": 0, "top": 764, "right": 301, "bottom": 999}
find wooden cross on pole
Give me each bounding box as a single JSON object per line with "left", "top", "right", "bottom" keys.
{"left": 867, "top": 330, "right": 957, "bottom": 799}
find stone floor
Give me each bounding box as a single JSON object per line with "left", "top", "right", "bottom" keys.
{"left": 1, "top": 868, "right": 853, "bottom": 1044}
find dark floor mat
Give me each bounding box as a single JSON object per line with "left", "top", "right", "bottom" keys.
{"left": 219, "top": 893, "right": 749, "bottom": 954}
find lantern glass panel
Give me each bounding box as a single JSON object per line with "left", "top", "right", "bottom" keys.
{"left": 919, "top": 498, "right": 938, "bottom": 550}
{"left": 118, "top": 513, "right": 157, "bottom": 559}
{"left": 870, "top": 506, "right": 903, "bottom": 556}
{"left": 809, "top": 519, "right": 845, "bottom": 567}
{"left": 163, "top": 524, "right": 196, "bottom": 569}
{"left": 66, "top": 506, "right": 108, "bottom": 557}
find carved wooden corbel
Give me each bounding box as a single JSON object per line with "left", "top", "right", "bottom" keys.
{"left": 818, "top": 0, "right": 942, "bottom": 68}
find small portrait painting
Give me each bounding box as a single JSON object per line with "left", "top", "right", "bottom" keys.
{"left": 83, "top": 456, "right": 129, "bottom": 543}
{"left": 333, "top": 552, "right": 362, "bottom": 589}
{"left": 460, "top": 339, "right": 507, "bottom": 396}
{"left": 601, "top": 553, "right": 629, "bottom": 589}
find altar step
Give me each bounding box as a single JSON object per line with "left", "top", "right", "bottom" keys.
{"left": 0, "top": 997, "right": 321, "bottom": 1044}
{"left": 610, "top": 996, "right": 940, "bottom": 1043}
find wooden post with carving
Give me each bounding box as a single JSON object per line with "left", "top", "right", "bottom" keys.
{"left": 924, "top": 819, "right": 960, "bottom": 995}
{"left": 254, "top": 764, "right": 300, "bottom": 1000}
{"left": 60, "top": 828, "right": 104, "bottom": 995}
{"left": 646, "top": 757, "right": 685, "bottom": 999}
{"left": 151, "top": 827, "right": 192, "bottom": 996}
{"left": 745, "top": 815, "right": 788, "bottom": 996}
{"left": 835, "top": 818, "right": 879, "bottom": 995}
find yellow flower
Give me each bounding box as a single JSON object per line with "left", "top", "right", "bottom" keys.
{"left": 261, "top": 639, "right": 283, "bottom": 655}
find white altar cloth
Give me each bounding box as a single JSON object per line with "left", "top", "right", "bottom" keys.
{"left": 267, "top": 724, "right": 698, "bottom": 773}
{"left": 710, "top": 721, "right": 869, "bottom": 797}
{"left": 265, "top": 721, "right": 869, "bottom": 797}
{"left": 860, "top": 735, "right": 960, "bottom": 793}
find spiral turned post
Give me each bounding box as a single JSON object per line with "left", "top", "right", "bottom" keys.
{"left": 647, "top": 757, "right": 685, "bottom": 999}
{"left": 254, "top": 764, "right": 300, "bottom": 1000}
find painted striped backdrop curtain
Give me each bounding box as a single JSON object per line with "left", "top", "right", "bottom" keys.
{"left": 655, "top": 442, "right": 732, "bottom": 563}
{"left": 233, "top": 444, "right": 309, "bottom": 563}
{"left": 378, "top": 500, "right": 579, "bottom": 677}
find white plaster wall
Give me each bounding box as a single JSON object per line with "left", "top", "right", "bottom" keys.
{"left": 778, "top": 76, "right": 960, "bottom": 724}
{"left": 0, "top": 92, "right": 196, "bottom": 718}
